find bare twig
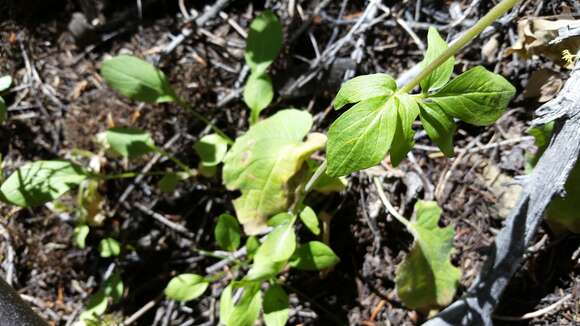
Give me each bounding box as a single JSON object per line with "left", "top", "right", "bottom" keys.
{"left": 493, "top": 294, "right": 573, "bottom": 321}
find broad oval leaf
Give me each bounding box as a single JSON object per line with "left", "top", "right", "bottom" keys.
{"left": 165, "top": 274, "right": 209, "bottom": 302}
{"left": 420, "top": 27, "right": 455, "bottom": 92}
{"left": 267, "top": 212, "right": 294, "bottom": 227}
{"left": 389, "top": 94, "right": 420, "bottom": 166}
{"left": 289, "top": 241, "right": 340, "bottom": 271}
{"left": 0, "top": 75, "right": 12, "bottom": 92}
{"left": 101, "top": 55, "right": 177, "bottom": 103}
{"left": 244, "top": 73, "right": 274, "bottom": 121}
{"left": 247, "top": 220, "right": 296, "bottom": 281}
{"left": 428, "top": 66, "right": 516, "bottom": 126}
{"left": 0, "top": 160, "right": 88, "bottom": 207}
{"left": 245, "top": 10, "right": 283, "bottom": 76}
{"left": 333, "top": 73, "right": 397, "bottom": 110}
{"left": 263, "top": 285, "right": 289, "bottom": 326}
{"left": 223, "top": 109, "right": 325, "bottom": 234}
{"left": 327, "top": 96, "right": 397, "bottom": 177}
{"left": 418, "top": 102, "right": 456, "bottom": 156}
{"left": 106, "top": 127, "right": 155, "bottom": 158}
{"left": 99, "top": 238, "right": 121, "bottom": 257}
{"left": 395, "top": 200, "right": 461, "bottom": 311}
{"left": 299, "top": 206, "right": 320, "bottom": 235}
{"left": 215, "top": 213, "right": 241, "bottom": 252}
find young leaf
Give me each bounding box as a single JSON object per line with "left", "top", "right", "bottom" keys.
{"left": 219, "top": 283, "right": 234, "bottom": 325}
{"left": 245, "top": 10, "right": 283, "bottom": 76}
{"left": 223, "top": 109, "right": 325, "bottom": 234}
{"left": 79, "top": 289, "right": 108, "bottom": 322}
{"left": 165, "top": 274, "right": 209, "bottom": 302}
{"left": 243, "top": 73, "right": 274, "bottom": 121}
{"left": 389, "top": 94, "right": 420, "bottom": 166}
{"left": 225, "top": 283, "right": 262, "bottom": 326}
{"left": 299, "top": 206, "right": 320, "bottom": 235}
{"left": 267, "top": 212, "right": 294, "bottom": 227}
{"left": 327, "top": 96, "right": 397, "bottom": 177}
{"left": 106, "top": 127, "right": 155, "bottom": 158}
{"left": 428, "top": 66, "right": 516, "bottom": 126}
{"left": 99, "top": 238, "right": 121, "bottom": 258}
{"left": 101, "top": 55, "right": 177, "bottom": 103}
{"left": 0, "top": 97, "right": 6, "bottom": 123}
{"left": 418, "top": 102, "right": 456, "bottom": 156}
{"left": 193, "top": 133, "right": 229, "bottom": 168}
{"left": 263, "top": 285, "right": 289, "bottom": 326}
{"left": 215, "top": 213, "right": 241, "bottom": 252}
{"left": 245, "top": 236, "right": 259, "bottom": 259}
{"left": 420, "top": 27, "right": 455, "bottom": 92}
{"left": 289, "top": 241, "right": 340, "bottom": 271}
{"left": 0, "top": 160, "right": 88, "bottom": 207}
{"left": 74, "top": 225, "right": 90, "bottom": 249}
{"left": 103, "top": 272, "right": 124, "bottom": 303}
{"left": 333, "top": 74, "right": 397, "bottom": 110}
{"left": 0, "top": 76, "right": 12, "bottom": 92}
{"left": 395, "top": 200, "right": 460, "bottom": 311}
{"left": 247, "top": 220, "right": 296, "bottom": 281}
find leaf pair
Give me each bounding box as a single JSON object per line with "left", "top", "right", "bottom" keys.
{"left": 219, "top": 282, "right": 288, "bottom": 326}
{"left": 326, "top": 27, "right": 516, "bottom": 177}
{"left": 222, "top": 109, "right": 326, "bottom": 234}
{"left": 243, "top": 11, "right": 283, "bottom": 123}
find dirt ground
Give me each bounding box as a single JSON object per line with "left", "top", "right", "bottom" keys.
{"left": 0, "top": 0, "right": 579, "bottom": 325}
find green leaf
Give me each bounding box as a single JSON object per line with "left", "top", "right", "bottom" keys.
{"left": 299, "top": 206, "right": 320, "bottom": 235}
{"left": 164, "top": 274, "right": 209, "bottom": 302}
{"left": 263, "top": 285, "right": 289, "bottom": 326}
{"left": 194, "top": 133, "right": 229, "bottom": 169}
{"left": 307, "top": 160, "right": 347, "bottom": 194}
{"left": 98, "top": 238, "right": 121, "bottom": 258}
{"left": 333, "top": 74, "right": 397, "bottom": 110}
{"left": 80, "top": 289, "right": 108, "bottom": 322}
{"left": 247, "top": 220, "right": 296, "bottom": 281}
{"left": 420, "top": 27, "right": 455, "bottom": 92}
{"left": 428, "top": 66, "right": 516, "bottom": 126}
{"left": 245, "top": 236, "right": 259, "bottom": 259}
{"left": 245, "top": 10, "right": 283, "bottom": 76}
{"left": 103, "top": 272, "right": 124, "bottom": 303}
{"left": 389, "top": 94, "right": 420, "bottom": 166}
{"left": 225, "top": 283, "right": 262, "bottom": 326}
{"left": 0, "top": 76, "right": 12, "bottom": 92}
{"left": 223, "top": 109, "right": 325, "bottom": 234}
{"left": 244, "top": 73, "right": 274, "bottom": 121}
{"left": 157, "top": 172, "right": 188, "bottom": 193}
{"left": 74, "top": 225, "right": 90, "bottom": 249}
{"left": 327, "top": 96, "right": 397, "bottom": 177}
{"left": 106, "top": 127, "right": 155, "bottom": 158}
{"left": 0, "top": 97, "right": 7, "bottom": 123}
{"left": 289, "top": 241, "right": 340, "bottom": 271}
{"left": 219, "top": 283, "right": 234, "bottom": 325}
{"left": 215, "top": 213, "right": 241, "bottom": 251}
{"left": 0, "top": 160, "right": 88, "bottom": 207}
{"left": 395, "top": 200, "right": 460, "bottom": 311}
{"left": 418, "top": 102, "right": 456, "bottom": 156}
{"left": 267, "top": 212, "right": 294, "bottom": 227}
{"left": 101, "top": 55, "right": 177, "bottom": 103}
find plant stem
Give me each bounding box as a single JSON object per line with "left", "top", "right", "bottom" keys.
{"left": 373, "top": 177, "right": 410, "bottom": 227}
{"left": 399, "top": 0, "right": 520, "bottom": 94}
{"left": 96, "top": 171, "right": 170, "bottom": 180}
{"left": 176, "top": 98, "right": 234, "bottom": 144}
{"left": 153, "top": 146, "right": 196, "bottom": 177}
{"left": 290, "top": 160, "right": 328, "bottom": 215}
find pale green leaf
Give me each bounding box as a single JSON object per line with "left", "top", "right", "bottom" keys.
{"left": 243, "top": 73, "right": 274, "bottom": 120}
{"left": 299, "top": 206, "right": 320, "bottom": 235}
{"left": 267, "top": 212, "right": 294, "bottom": 227}
{"left": 79, "top": 290, "right": 108, "bottom": 322}
{"left": 0, "top": 76, "right": 12, "bottom": 92}
{"left": 225, "top": 283, "right": 262, "bottom": 326}
{"left": 428, "top": 66, "right": 516, "bottom": 126}
{"left": 245, "top": 260, "right": 286, "bottom": 281}
{"left": 263, "top": 285, "right": 289, "bottom": 326}
{"left": 215, "top": 213, "right": 241, "bottom": 251}
{"left": 194, "top": 133, "right": 229, "bottom": 167}
{"left": 165, "top": 274, "right": 209, "bottom": 302}
{"left": 420, "top": 27, "right": 454, "bottom": 92}
{"left": 395, "top": 200, "right": 461, "bottom": 311}
{"left": 0, "top": 160, "right": 88, "bottom": 207}
{"left": 223, "top": 109, "right": 325, "bottom": 234}
{"left": 333, "top": 73, "right": 397, "bottom": 110}
{"left": 74, "top": 225, "right": 90, "bottom": 249}
{"left": 245, "top": 236, "right": 259, "bottom": 259}
{"left": 245, "top": 10, "right": 283, "bottom": 76}
{"left": 289, "top": 241, "right": 340, "bottom": 271}
{"left": 327, "top": 96, "right": 397, "bottom": 177}
{"left": 106, "top": 127, "right": 155, "bottom": 158}
{"left": 98, "top": 238, "right": 121, "bottom": 258}
{"left": 101, "top": 55, "right": 177, "bottom": 103}
{"left": 418, "top": 102, "right": 456, "bottom": 156}
{"left": 389, "top": 94, "right": 420, "bottom": 166}
{"left": 219, "top": 283, "right": 234, "bottom": 325}
{"left": 247, "top": 220, "right": 296, "bottom": 281}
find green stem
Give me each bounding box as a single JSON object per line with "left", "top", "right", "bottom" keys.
{"left": 153, "top": 146, "right": 196, "bottom": 177}
{"left": 399, "top": 0, "right": 520, "bottom": 94}
{"left": 290, "top": 160, "right": 328, "bottom": 215}
{"left": 373, "top": 177, "right": 410, "bottom": 227}
{"left": 176, "top": 98, "right": 234, "bottom": 144}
